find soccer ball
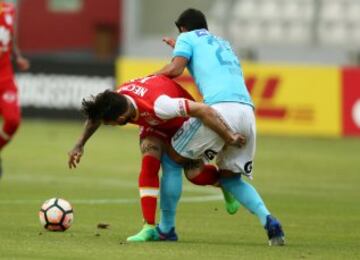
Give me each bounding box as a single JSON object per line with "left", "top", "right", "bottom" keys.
{"left": 39, "top": 198, "right": 74, "bottom": 231}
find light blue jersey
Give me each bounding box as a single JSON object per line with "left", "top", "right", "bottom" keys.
{"left": 173, "top": 29, "right": 253, "bottom": 107}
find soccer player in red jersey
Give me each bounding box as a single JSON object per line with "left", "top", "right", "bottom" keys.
{"left": 68, "top": 75, "right": 243, "bottom": 241}
{"left": 0, "top": 1, "right": 30, "bottom": 176}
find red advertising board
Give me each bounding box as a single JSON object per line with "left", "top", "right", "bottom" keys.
{"left": 342, "top": 68, "right": 360, "bottom": 136}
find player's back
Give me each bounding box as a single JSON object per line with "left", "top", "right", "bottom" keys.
{"left": 118, "top": 75, "right": 193, "bottom": 132}
{"left": 120, "top": 75, "right": 193, "bottom": 103}
{"left": 174, "top": 29, "right": 253, "bottom": 107}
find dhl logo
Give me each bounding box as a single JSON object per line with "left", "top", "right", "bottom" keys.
{"left": 246, "top": 76, "right": 287, "bottom": 119}
{"left": 177, "top": 75, "right": 314, "bottom": 122}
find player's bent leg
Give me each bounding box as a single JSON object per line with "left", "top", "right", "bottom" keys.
{"left": 220, "top": 186, "right": 240, "bottom": 215}
{"left": 219, "top": 174, "right": 270, "bottom": 224}
{"left": 219, "top": 174, "right": 285, "bottom": 246}
{"left": 184, "top": 163, "right": 240, "bottom": 215}
{"left": 264, "top": 215, "right": 285, "bottom": 246}
{"left": 158, "top": 153, "right": 182, "bottom": 240}
{"left": 184, "top": 161, "right": 218, "bottom": 186}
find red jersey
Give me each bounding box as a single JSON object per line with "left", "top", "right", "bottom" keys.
{"left": 0, "top": 2, "right": 15, "bottom": 83}
{"left": 117, "top": 75, "right": 194, "bottom": 138}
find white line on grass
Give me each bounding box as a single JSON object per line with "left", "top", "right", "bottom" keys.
{"left": 0, "top": 195, "right": 223, "bottom": 205}
{"left": 5, "top": 174, "right": 219, "bottom": 194}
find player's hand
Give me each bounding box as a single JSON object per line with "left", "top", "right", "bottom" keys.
{"left": 162, "top": 37, "right": 176, "bottom": 48}
{"left": 68, "top": 145, "right": 84, "bottom": 169}
{"left": 228, "top": 133, "right": 246, "bottom": 147}
{"left": 16, "top": 56, "right": 30, "bottom": 71}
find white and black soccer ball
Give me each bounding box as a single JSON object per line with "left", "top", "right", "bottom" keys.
{"left": 39, "top": 198, "right": 74, "bottom": 231}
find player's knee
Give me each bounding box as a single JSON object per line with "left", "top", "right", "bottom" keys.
{"left": 140, "top": 137, "right": 163, "bottom": 159}
{"left": 184, "top": 169, "right": 201, "bottom": 181}
{"left": 186, "top": 174, "right": 202, "bottom": 185}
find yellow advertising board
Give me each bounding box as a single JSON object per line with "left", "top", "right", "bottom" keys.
{"left": 116, "top": 58, "right": 342, "bottom": 137}
{"left": 243, "top": 63, "right": 342, "bottom": 137}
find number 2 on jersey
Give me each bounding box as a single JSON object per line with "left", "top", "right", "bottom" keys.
{"left": 207, "top": 35, "right": 239, "bottom": 67}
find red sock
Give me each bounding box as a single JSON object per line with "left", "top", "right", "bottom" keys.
{"left": 0, "top": 135, "right": 8, "bottom": 150}
{"left": 188, "top": 165, "right": 220, "bottom": 186}
{"left": 138, "top": 155, "right": 160, "bottom": 225}
{"left": 0, "top": 93, "right": 21, "bottom": 150}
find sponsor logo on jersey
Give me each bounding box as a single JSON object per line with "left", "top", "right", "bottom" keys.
{"left": 139, "top": 112, "right": 161, "bottom": 126}
{"left": 2, "top": 90, "right": 17, "bottom": 103}
{"left": 144, "top": 117, "right": 161, "bottom": 126}
{"left": 0, "top": 25, "right": 10, "bottom": 50}
{"left": 5, "top": 14, "right": 13, "bottom": 25}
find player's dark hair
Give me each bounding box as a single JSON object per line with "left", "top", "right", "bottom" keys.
{"left": 81, "top": 90, "right": 128, "bottom": 122}
{"left": 175, "top": 8, "right": 208, "bottom": 32}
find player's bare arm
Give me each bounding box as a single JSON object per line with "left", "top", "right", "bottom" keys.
{"left": 154, "top": 56, "right": 187, "bottom": 78}
{"left": 186, "top": 101, "right": 246, "bottom": 147}
{"left": 12, "top": 32, "right": 30, "bottom": 71}
{"left": 154, "top": 95, "right": 246, "bottom": 147}
{"left": 162, "top": 37, "right": 176, "bottom": 48}
{"left": 68, "top": 119, "right": 101, "bottom": 169}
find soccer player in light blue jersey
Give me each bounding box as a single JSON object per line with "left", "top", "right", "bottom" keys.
{"left": 155, "top": 8, "right": 285, "bottom": 246}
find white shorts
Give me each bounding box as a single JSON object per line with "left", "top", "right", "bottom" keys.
{"left": 171, "top": 102, "right": 256, "bottom": 177}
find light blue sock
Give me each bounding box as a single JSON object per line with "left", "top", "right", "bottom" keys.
{"left": 220, "top": 175, "right": 270, "bottom": 226}
{"left": 159, "top": 153, "right": 182, "bottom": 233}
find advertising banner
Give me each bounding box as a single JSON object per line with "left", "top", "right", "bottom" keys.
{"left": 342, "top": 67, "right": 360, "bottom": 136}
{"left": 17, "top": 58, "right": 115, "bottom": 119}
{"left": 243, "top": 63, "right": 342, "bottom": 137}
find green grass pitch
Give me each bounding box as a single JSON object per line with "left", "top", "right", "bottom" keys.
{"left": 0, "top": 120, "right": 359, "bottom": 259}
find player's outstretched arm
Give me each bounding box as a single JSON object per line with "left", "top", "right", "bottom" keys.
{"left": 186, "top": 101, "right": 245, "bottom": 147}
{"left": 68, "top": 119, "right": 101, "bottom": 169}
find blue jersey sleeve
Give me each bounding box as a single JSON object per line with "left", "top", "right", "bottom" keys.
{"left": 173, "top": 33, "right": 193, "bottom": 60}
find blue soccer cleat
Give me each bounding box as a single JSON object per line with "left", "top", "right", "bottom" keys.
{"left": 264, "top": 215, "right": 285, "bottom": 246}
{"left": 156, "top": 226, "right": 178, "bottom": 241}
